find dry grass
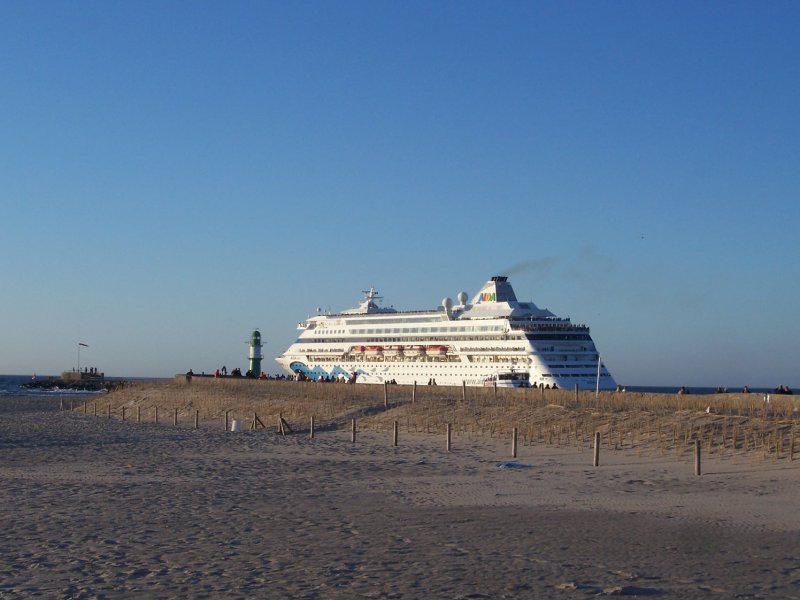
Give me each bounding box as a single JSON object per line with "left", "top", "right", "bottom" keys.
{"left": 92, "top": 378, "right": 800, "bottom": 461}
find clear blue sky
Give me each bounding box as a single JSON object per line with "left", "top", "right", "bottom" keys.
{"left": 1, "top": 1, "right": 798, "bottom": 387}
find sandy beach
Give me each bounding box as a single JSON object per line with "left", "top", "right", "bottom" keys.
{"left": 2, "top": 394, "right": 799, "bottom": 599}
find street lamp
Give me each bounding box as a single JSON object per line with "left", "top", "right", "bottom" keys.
{"left": 78, "top": 342, "right": 88, "bottom": 373}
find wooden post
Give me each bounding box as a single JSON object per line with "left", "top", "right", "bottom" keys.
{"left": 194, "top": 410, "right": 199, "bottom": 429}
{"left": 494, "top": 381, "right": 497, "bottom": 400}
{"left": 446, "top": 423, "right": 452, "bottom": 452}
{"left": 93, "top": 402, "right": 97, "bottom": 417}
{"left": 107, "top": 404, "right": 111, "bottom": 419}
{"left": 155, "top": 406, "right": 159, "bottom": 424}
{"left": 278, "top": 412, "right": 285, "bottom": 435}
{"left": 224, "top": 410, "right": 228, "bottom": 432}
{"left": 310, "top": 415, "right": 315, "bottom": 439}
{"left": 70, "top": 400, "right": 74, "bottom": 412}
{"left": 790, "top": 426, "right": 795, "bottom": 462}
{"left": 462, "top": 381, "right": 466, "bottom": 402}
{"left": 351, "top": 418, "right": 356, "bottom": 443}
{"left": 412, "top": 381, "right": 416, "bottom": 404}
{"left": 59, "top": 399, "right": 64, "bottom": 412}
{"left": 593, "top": 431, "right": 601, "bottom": 467}
{"left": 137, "top": 406, "right": 141, "bottom": 424}
{"left": 173, "top": 408, "right": 178, "bottom": 426}
{"left": 574, "top": 384, "right": 579, "bottom": 403}
{"left": 393, "top": 420, "right": 398, "bottom": 447}
{"left": 279, "top": 414, "right": 292, "bottom": 435}
{"left": 694, "top": 439, "right": 701, "bottom": 476}
{"left": 384, "top": 381, "right": 388, "bottom": 409}
{"left": 83, "top": 400, "right": 87, "bottom": 413}
{"left": 121, "top": 406, "right": 126, "bottom": 422}
{"left": 511, "top": 427, "right": 518, "bottom": 458}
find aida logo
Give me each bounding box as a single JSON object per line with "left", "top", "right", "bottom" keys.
{"left": 479, "top": 292, "right": 496, "bottom": 303}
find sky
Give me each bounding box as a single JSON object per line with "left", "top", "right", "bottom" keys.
{"left": 1, "top": 1, "right": 798, "bottom": 387}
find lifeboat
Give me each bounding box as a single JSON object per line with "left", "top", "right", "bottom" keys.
{"left": 404, "top": 345, "right": 425, "bottom": 357}
{"left": 365, "top": 346, "right": 384, "bottom": 355}
{"left": 383, "top": 345, "right": 403, "bottom": 356}
{"left": 352, "top": 346, "right": 367, "bottom": 353}
{"left": 426, "top": 345, "right": 448, "bottom": 356}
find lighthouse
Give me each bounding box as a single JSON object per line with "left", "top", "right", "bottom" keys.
{"left": 249, "top": 330, "right": 264, "bottom": 376}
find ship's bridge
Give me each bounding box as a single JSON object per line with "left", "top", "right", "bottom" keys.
{"left": 341, "top": 287, "right": 398, "bottom": 315}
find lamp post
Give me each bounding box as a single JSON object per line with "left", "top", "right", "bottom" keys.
{"left": 78, "top": 342, "right": 88, "bottom": 373}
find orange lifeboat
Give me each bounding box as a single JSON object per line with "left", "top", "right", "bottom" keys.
{"left": 365, "top": 346, "right": 384, "bottom": 355}
{"left": 426, "top": 345, "right": 448, "bottom": 356}
{"left": 352, "top": 346, "right": 366, "bottom": 353}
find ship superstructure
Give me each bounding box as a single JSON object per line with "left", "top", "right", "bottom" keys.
{"left": 276, "top": 276, "right": 616, "bottom": 389}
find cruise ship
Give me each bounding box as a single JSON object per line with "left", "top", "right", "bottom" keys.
{"left": 276, "top": 276, "right": 616, "bottom": 389}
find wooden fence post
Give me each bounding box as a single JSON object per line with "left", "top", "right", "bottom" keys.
{"left": 412, "top": 381, "right": 416, "bottom": 404}
{"left": 121, "top": 406, "right": 126, "bottom": 422}
{"left": 224, "top": 410, "right": 228, "bottom": 431}
{"left": 446, "top": 423, "right": 452, "bottom": 452}
{"left": 593, "top": 431, "right": 601, "bottom": 467}
{"left": 462, "top": 381, "right": 466, "bottom": 402}
{"left": 310, "top": 416, "right": 315, "bottom": 439}
{"left": 351, "top": 418, "right": 356, "bottom": 443}
{"left": 194, "top": 410, "right": 199, "bottom": 429}
{"left": 694, "top": 439, "right": 702, "bottom": 476}
{"left": 137, "top": 406, "right": 141, "bottom": 424}
{"left": 511, "top": 427, "right": 517, "bottom": 458}
{"left": 107, "top": 404, "right": 111, "bottom": 419}
{"left": 384, "top": 381, "right": 388, "bottom": 409}
{"left": 393, "top": 421, "right": 398, "bottom": 447}
{"left": 155, "top": 406, "right": 159, "bottom": 424}
{"left": 173, "top": 408, "right": 178, "bottom": 426}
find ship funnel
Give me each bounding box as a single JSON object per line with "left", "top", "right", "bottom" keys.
{"left": 470, "top": 276, "right": 518, "bottom": 305}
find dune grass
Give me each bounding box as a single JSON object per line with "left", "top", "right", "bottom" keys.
{"left": 97, "top": 378, "right": 799, "bottom": 460}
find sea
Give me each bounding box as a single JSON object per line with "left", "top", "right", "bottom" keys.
{"left": 0, "top": 374, "right": 786, "bottom": 397}
{"left": 0, "top": 374, "right": 112, "bottom": 398}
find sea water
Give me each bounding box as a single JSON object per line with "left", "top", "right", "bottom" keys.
{"left": 0, "top": 374, "right": 107, "bottom": 397}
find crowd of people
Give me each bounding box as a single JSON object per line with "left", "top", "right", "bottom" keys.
{"left": 186, "top": 367, "right": 295, "bottom": 381}
{"left": 183, "top": 368, "right": 794, "bottom": 395}
{"left": 772, "top": 385, "right": 794, "bottom": 395}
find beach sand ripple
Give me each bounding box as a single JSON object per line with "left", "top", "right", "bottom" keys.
{"left": 1, "top": 397, "right": 799, "bottom": 598}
